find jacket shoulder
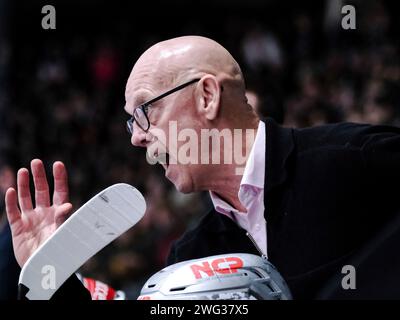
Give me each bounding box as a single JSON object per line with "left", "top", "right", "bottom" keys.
{"left": 292, "top": 121, "right": 400, "bottom": 151}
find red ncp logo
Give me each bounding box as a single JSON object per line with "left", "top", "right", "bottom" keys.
{"left": 190, "top": 256, "right": 244, "bottom": 279}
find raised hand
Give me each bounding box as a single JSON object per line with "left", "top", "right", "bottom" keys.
{"left": 5, "top": 159, "right": 73, "bottom": 267}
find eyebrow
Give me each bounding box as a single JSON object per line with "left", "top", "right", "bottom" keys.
{"left": 125, "top": 93, "right": 151, "bottom": 113}
{"left": 133, "top": 95, "right": 150, "bottom": 107}
{"left": 124, "top": 103, "right": 132, "bottom": 115}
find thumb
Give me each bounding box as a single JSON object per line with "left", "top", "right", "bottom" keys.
{"left": 55, "top": 202, "right": 73, "bottom": 227}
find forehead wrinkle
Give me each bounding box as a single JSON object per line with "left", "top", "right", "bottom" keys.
{"left": 125, "top": 88, "right": 154, "bottom": 115}
{"left": 125, "top": 64, "right": 161, "bottom": 112}
{"left": 126, "top": 68, "right": 178, "bottom": 108}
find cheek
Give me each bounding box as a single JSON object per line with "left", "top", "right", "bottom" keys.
{"left": 156, "top": 96, "right": 202, "bottom": 157}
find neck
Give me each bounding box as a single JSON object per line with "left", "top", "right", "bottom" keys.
{"left": 208, "top": 167, "right": 246, "bottom": 212}
{"left": 199, "top": 115, "right": 260, "bottom": 212}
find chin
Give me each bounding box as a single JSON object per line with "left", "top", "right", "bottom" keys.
{"left": 174, "top": 182, "right": 193, "bottom": 194}
{"left": 166, "top": 168, "right": 194, "bottom": 194}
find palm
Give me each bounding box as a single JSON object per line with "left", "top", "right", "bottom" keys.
{"left": 5, "top": 160, "right": 73, "bottom": 267}
{"left": 11, "top": 207, "right": 57, "bottom": 266}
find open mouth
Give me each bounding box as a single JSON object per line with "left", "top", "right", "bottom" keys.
{"left": 147, "top": 144, "right": 171, "bottom": 170}
{"left": 154, "top": 152, "right": 170, "bottom": 170}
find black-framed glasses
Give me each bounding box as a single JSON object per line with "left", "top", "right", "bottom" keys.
{"left": 126, "top": 78, "right": 200, "bottom": 135}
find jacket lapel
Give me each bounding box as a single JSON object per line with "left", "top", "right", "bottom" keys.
{"left": 262, "top": 117, "right": 295, "bottom": 194}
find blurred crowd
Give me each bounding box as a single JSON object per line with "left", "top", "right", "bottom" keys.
{"left": 0, "top": 0, "right": 399, "bottom": 298}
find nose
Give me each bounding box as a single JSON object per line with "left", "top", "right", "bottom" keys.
{"left": 130, "top": 122, "right": 149, "bottom": 147}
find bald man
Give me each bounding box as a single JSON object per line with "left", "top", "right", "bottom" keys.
{"left": 5, "top": 36, "right": 400, "bottom": 299}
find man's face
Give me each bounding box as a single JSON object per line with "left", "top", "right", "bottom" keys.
{"left": 124, "top": 72, "right": 204, "bottom": 193}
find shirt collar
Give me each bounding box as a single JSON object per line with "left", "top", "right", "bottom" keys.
{"left": 241, "top": 120, "right": 266, "bottom": 189}
{"left": 209, "top": 120, "right": 266, "bottom": 214}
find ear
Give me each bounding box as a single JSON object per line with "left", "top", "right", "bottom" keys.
{"left": 196, "top": 75, "right": 221, "bottom": 121}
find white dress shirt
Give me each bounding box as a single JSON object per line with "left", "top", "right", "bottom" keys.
{"left": 210, "top": 121, "right": 267, "bottom": 257}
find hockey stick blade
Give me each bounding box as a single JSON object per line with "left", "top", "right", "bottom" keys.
{"left": 18, "top": 183, "right": 146, "bottom": 300}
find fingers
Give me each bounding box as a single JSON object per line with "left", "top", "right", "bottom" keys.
{"left": 17, "top": 168, "right": 33, "bottom": 211}
{"left": 55, "top": 202, "right": 73, "bottom": 227}
{"left": 15, "top": 159, "right": 69, "bottom": 209}
{"left": 31, "top": 159, "right": 51, "bottom": 207}
{"left": 52, "top": 161, "right": 69, "bottom": 206}
{"left": 5, "top": 187, "right": 22, "bottom": 226}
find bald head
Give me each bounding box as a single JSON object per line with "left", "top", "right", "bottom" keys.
{"left": 126, "top": 36, "right": 245, "bottom": 103}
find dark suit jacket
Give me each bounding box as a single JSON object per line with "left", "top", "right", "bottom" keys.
{"left": 166, "top": 118, "right": 400, "bottom": 299}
